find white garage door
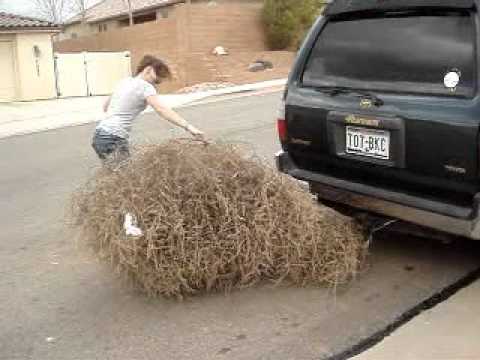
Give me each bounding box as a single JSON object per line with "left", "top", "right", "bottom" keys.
{"left": 0, "top": 42, "right": 16, "bottom": 102}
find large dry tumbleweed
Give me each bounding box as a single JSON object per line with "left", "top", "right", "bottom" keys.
{"left": 71, "top": 140, "right": 367, "bottom": 299}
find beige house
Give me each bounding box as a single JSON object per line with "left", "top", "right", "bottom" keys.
{"left": 0, "top": 12, "right": 60, "bottom": 102}
{"left": 60, "top": 0, "right": 185, "bottom": 41}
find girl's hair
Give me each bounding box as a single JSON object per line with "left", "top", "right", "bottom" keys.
{"left": 136, "top": 55, "right": 172, "bottom": 79}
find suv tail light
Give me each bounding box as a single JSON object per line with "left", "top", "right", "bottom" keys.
{"left": 277, "top": 100, "right": 287, "bottom": 143}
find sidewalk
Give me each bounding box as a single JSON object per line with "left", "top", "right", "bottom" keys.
{"left": 352, "top": 280, "right": 480, "bottom": 360}
{"left": 0, "top": 79, "right": 286, "bottom": 140}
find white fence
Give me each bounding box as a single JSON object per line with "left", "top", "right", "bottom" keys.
{"left": 54, "top": 51, "right": 131, "bottom": 98}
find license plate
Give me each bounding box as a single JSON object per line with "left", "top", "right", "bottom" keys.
{"left": 346, "top": 126, "right": 390, "bottom": 160}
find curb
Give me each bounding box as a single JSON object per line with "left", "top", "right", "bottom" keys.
{"left": 0, "top": 79, "right": 286, "bottom": 141}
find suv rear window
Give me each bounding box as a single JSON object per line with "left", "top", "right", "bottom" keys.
{"left": 302, "top": 12, "right": 476, "bottom": 97}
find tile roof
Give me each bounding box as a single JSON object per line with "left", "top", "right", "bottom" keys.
{"left": 0, "top": 12, "right": 60, "bottom": 29}
{"left": 66, "top": 0, "right": 184, "bottom": 24}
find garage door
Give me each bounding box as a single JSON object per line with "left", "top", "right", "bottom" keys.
{"left": 0, "top": 42, "right": 16, "bottom": 102}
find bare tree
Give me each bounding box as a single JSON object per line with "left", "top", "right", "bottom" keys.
{"left": 33, "top": 0, "right": 67, "bottom": 23}
{"left": 70, "top": 0, "right": 88, "bottom": 22}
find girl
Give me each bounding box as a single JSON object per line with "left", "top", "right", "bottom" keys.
{"left": 92, "top": 55, "right": 205, "bottom": 163}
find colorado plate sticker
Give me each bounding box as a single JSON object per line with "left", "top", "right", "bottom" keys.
{"left": 444, "top": 71, "right": 461, "bottom": 89}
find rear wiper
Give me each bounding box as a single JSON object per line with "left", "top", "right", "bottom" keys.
{"left": 314, "top": 87, "right": 384, "bottom": 106}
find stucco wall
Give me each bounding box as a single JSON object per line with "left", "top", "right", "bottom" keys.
{"left": 59, "top": 18, "right": 123, "bottom": 41}
{"left": 0, "top": 34, "right": 15, "bottom": 41}
{"left": 16, "top": 33, "right": 57, "bottom": 101}
{"left": 93, "top": 19, "right": 122, "bottom": 33}
{"left": 59, "top": 22, "right": 93, "bottom": 41}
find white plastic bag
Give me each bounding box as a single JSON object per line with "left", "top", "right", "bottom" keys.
{"left": 124, "top": 213, "right": 143, "bottom": 237}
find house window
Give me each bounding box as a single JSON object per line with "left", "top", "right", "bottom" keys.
{"left": 158, "top": 8, "right": 169, "bottom": 19}
{"left": 98, "top": 24, "right": 107, "bottom": 32}
{"left": 119, "top": 19, "right": 129, "bottom": 27}
{"left": 133, "top": 12, "right": 157, "bottom": 24}
{"left": 71, "top": 33, "right": 78, "bottom": 39}
{"left": 118, "top": 11, "right": 157, "bottom": 27}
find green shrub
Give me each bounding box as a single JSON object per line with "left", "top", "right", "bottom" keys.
{"left": 262, "top": 0, "right": 325, "bottom": 50}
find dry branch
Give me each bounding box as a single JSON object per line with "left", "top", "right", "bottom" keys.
{"left": 71, "top": 140, "right": 367, "bottom": 299}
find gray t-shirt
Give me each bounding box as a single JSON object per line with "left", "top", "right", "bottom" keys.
{"left": 97, "top": 76, "right": 157, "bottom": 139}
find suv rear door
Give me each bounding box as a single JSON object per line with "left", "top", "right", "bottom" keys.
{"left": 286, "top": 8, "right": 480, "bottom": 208}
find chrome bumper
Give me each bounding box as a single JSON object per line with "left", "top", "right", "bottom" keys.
{"left": 275, "top": 150, "right": 480, "bottom": 240}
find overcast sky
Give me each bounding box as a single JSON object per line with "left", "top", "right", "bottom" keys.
{"left": 0, "top": 0, "right": 32, "bottom": 15}
{"left": 0, "top": 0, "right": 101, "bottom": 18}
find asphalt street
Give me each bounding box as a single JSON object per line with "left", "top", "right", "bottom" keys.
{"left": 1, "top": 92, "right": 479, "bottom": 360}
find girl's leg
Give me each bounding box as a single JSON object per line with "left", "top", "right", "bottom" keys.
{"left": 91, "top": 130, "right": 129, "bottom": 166}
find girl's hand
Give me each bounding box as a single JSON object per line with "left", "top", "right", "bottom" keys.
{"left": 187, "top": 126, "right": 206, "bottom": 141}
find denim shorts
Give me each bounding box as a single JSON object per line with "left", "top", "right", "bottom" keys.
{"left": 91, "top": 129, "right": 130, "bottom": 162}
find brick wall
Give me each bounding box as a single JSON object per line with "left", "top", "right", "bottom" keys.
{"left": 54, "top": 19, "right": 177, "bottom": 56}
{"left": 55, "top": 12, "right": 181, "bottom": 91}
{"left": 188, "top": 2, "right": 266, "bottom": 53}
{"left": 54, "top": 1, "right": 293, "bottom": 92}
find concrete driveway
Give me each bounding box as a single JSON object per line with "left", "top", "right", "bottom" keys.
{"left": 1, "top": 92, "right": 479, "bottom": 360}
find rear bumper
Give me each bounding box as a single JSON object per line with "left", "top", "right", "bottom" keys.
{"left": 276, "top": 150, "right": 480, "bottom": 240}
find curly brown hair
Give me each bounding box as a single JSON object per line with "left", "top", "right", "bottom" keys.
{"left": 136, "top": 55, "right": 172, "bottom": 79}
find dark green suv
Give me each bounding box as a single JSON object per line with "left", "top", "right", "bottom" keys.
{"left": 276, "top": 0, "right": 480, "bottom": 239}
